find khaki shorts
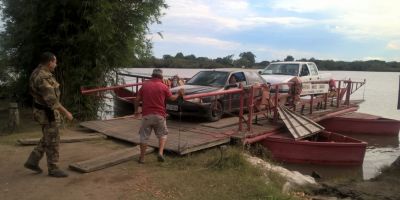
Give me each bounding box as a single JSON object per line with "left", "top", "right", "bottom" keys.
{"left": 139, "top": 114, "right": 168, "bottom": 144}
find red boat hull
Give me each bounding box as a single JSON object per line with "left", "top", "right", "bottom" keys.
{"left": 261, "top": 131, "right": 367, "bottom": 165}
{"left": 319, "top": 113, "right": 400, "bottom": 136}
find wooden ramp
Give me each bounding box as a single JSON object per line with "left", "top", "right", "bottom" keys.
{"left": 69, "top": 146, "right": 154, "bottom": 173}
{"left": 278, "top": 105, "right": 324, "bottom": 140}
{"left": 201, "top": 117, "right": 239, "bottom": 129}
{"left": 80, "top": 117, "right": 234, "bottom": 155}
{"left": 17, "top": 134, "right": 105, "bottom": 145}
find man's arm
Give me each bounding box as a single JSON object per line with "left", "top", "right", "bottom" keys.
{"left": 168, "top": 88, "right": 184, "bottom": 101}
{"left": 57, "top": 105, "right": 73, "bottom": 121}
{"left": 36, "top": 76, "right": 73, "bottom": 121}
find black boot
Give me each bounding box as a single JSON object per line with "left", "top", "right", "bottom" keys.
{"left": 48, "top": 169, "right": 68, "bottom": 178}
{"left": 24, "top": 152, "right": 43, "bottom": 173}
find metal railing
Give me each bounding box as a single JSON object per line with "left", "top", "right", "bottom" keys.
{"left": 81, "top": 74, "right": 366, "bottom": 136}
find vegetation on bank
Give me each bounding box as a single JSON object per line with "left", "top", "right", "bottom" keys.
{"left": 134, "top": 53, "right": 400, "bottom": 72}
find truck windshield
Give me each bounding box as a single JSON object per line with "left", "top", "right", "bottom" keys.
{"left": 186, "top": 71, "right": 229, "bottom": 87}
{"left": 261, "top": 64, "right": 299, "bottom": 76}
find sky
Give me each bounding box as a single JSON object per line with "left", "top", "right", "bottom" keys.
{"left": 148, "top": 0, "right": 400, "bottom": 62}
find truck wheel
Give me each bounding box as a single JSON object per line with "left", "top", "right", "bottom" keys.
{"left": 207, "top": 101, "right": 223, "bottom": 122}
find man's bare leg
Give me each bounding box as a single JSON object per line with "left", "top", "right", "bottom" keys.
{"left": 158, "top": 137, "right": 166, "bottom": 162}
{"left": 159, "top": 137, "right": 166, "bottom": 155}
{"left": 139, "top": 143, "right": 147, "bottom": 163}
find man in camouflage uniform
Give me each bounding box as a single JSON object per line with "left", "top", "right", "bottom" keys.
{"left": 24, "top": 52, "right": 73, "bottom": 178}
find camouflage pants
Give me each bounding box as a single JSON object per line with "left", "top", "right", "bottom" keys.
{"left": 32, "top": 122, "right": 60, "bottom": 170}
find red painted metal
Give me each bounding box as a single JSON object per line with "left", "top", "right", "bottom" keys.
{"left": 260, "top": 131, "right": 367, "bottom": 165}
{"left": 274, "top": 85, "right": 279, "bottom": 120}
{"left": 114, "top": 88, "right": 136, "bottom": 103}
{"left": 247, "top": 86, "right": 255, "bottom": 132}
{"left": 345, "top": 79, "right": 351, "bottom": 105}
{"left": 319, "top": 115, "right": 400, "bottom": 136}
{"left": 239, "top": 84, "right": 244, "bottom": 131}
{"left": 243, "top": 130, "right": 282, "bottom": 144}
{"left": 312, "top": 107, "right": 358, "bottom": 122}
{"left": 336, "top": 81, "right": 341, "bottom": 107}
{"left": 81, "top": 83, "right": 143, "bottom": 94}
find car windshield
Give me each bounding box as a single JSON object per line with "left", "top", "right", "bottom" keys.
{"left": 261, "top": 64, "right": 299, "bottom": 76}
{"left": 186, "top": 71, "right": 229, "bottom": 87}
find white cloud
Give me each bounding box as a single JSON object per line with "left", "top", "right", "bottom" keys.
{"left": 362, "top": 56, "right": 386, "bottom": 61}
{"left": 219, "top": 0, "right": 249, "bottom": 11}
{"left": 151, "top": 33, "right": 240, "bottom": 50}
{"left": 271, "top": 0, "right": 400, "bottom": 39}
{"left": 386, "top": 40, "right": 400, "bottom": 50}
{"left": 245, "top": 16, "right": 315, "bottom": 27}
{"left": 149, "top": 0, "right": 400, "bottom": 61}
{"left": 162, "top": 0, "right": 314, "bottom": 30}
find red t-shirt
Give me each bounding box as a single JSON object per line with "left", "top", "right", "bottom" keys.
{"left": 138, "top": 78, "right": 172, "bottom": 117}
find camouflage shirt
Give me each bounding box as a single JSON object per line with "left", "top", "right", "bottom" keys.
{"left": 29, "top": 64, "right": 61, "bottom": 124}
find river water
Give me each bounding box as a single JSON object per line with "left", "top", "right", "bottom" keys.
{"left": 120, "top": 68, "right": 400, "bottom": 180}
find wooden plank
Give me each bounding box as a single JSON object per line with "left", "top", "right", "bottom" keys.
{"left": 80, "top": 118, "right": 233, "bottom": 155}
{"left": 179, "top": 138, "right": 231, "bottom": 155}
{"left": 17, "top": 134, "right": 105, "bottom": 145}
{"left": 278, "top": 106, "right": 324, "bottom": 140}
{"left": 69, "top": 146, "right": 154, "bottom": 173}
{"left": 201, "top": 117, "right": 239, "bottom": 129}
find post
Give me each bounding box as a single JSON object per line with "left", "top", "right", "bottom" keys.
{"left": 345, "top": 79, "right": 351, "bottom": 105}
{"left": 8, "top": 102, "right": 20, "bottom": 130}
{"left": 274, "top": 85, "right": 279, "bottom": 121}
{"left": 336, "top": 81, "right": 341, "bottom": 108}
{"left": 398, "top": 75, "right": 400, "bottom": 110}
{"left": 247, "top": 86, "right": 255, "bottom": 132}
{"left": 309, "top": 94, "right": 314, "bottom": 114}
{"left": 239, "top": 84, "right": 244, "bottom": 131}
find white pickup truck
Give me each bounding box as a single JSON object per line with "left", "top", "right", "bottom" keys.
{"left": 259, "top": 61, "right": 332, "bottom": 95}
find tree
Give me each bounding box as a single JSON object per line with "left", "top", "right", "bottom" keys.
{"left": 175, "top": 52, "right": 184, "bottom": 59}
{"left": 215, "top": 54, "right": 234, "bottom": 66}
{"left": 284, "top": 55, "right": 294, "bottom": 61}
{"left": 234, "top": 58, "right": 251, "bottom": 68}
{"left": 0, "top": 0, "right": 166, "bottom": 119}
{"left": 184, "top": 54, "right": 196, "bottom": 60}
{"left": 163, "top": 54, "right": 173, "bottom": 60}
{"left": 238, "top": 52, "right": 256, "bottom": 66}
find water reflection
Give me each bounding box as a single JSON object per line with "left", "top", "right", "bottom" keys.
{"left": 346, "top": 134, "right": 399, "bottom": 148}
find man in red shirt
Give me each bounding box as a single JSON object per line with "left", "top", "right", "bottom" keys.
{"left": 134, "top": 68, "right": 184, "bottom": 163}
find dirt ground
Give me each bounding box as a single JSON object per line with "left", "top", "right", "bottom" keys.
{"left": 0, "top": 102, "right": 399, "bottom": 200}
{"left": 0, "top": 129, "right": 171, "bottom": 200}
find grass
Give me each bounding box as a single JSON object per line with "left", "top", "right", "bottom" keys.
{"left": 126, "top": 146, "right": 298, "bottom": 200}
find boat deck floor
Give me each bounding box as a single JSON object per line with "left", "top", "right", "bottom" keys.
{"left": 80, "top": 104, "right": 359, "bottom": 155}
